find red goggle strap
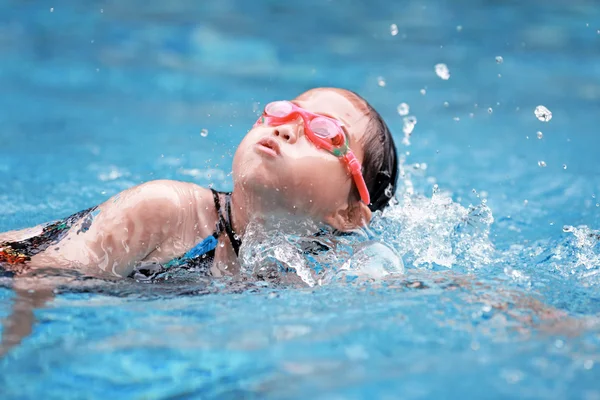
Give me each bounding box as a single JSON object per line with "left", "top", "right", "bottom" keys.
{"left": 344, "top": 152, "right": 370, "bottom": 205}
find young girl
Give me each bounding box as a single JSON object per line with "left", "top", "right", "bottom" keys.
{"left": 0, "top": 87, "right": 399, "bottom": 281}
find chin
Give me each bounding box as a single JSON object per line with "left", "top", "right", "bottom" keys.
{"left": 234, "top": 164, "right": 282, "bottom": 195}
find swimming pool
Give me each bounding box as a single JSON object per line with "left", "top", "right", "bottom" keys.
{"left": 1, "top": 0, "right": 599, "bottom": 398}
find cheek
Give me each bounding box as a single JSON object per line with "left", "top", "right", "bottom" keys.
{"left": 287, "top": 152, "right": 352, "bottom": 210}
{"left": 232, "top": 130, "right": 260, "bottom": 173}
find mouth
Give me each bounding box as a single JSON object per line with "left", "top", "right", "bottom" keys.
{"left": 255, "top": 137, "right": 281, "bottom": 157}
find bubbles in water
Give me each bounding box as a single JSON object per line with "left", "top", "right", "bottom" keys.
{"left": 397, "top": 102, "right": 410, "bottom": 116}
{"left": 488, "top": 107, "right": 493, "bottom": 114}
{"left": 534, "top": 105, "right": 553, "bottom": 122}
{"left": 538, "top": 161, "right": 547, "bottom": 167}
{"left": 435, "top": 63, "right": 450, "bottom": 80}
{"left": 495, "top": 56, "right": 504, "bottom": 64}
{"left": 420, "top": 88, "right": 427, "bottom": 95}
{"left": 200, "top": 129, "right": 209, "bottom": 137}
{"left": 390, "top": 24, "right": 398, "bottom": 36}
{"left": 377, "top": 76, "right": 386, "bottom": 87}
{"left": 563, "top": 164, "right": 567, "bottom": 170}
{"left": 537, "top": 131, "right": 543, "bottom": 139}
{"left": 456, "top": 25, "right": 463, "bottom": 32}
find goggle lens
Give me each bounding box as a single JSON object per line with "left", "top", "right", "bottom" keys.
{"left": 265, "top": 101, "right": 293, "bottom": 118}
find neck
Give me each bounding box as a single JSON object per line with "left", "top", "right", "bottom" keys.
{"left": 230, "top": 184, "right": 325, "bottom": 239}
{"left": 230, "top": 185, "right": 251, "bottom": 239}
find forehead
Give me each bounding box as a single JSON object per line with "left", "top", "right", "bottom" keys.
{"left": 294, "top": 88, "right": 369, "bottom": 124}
{"left": 293, "top": 89, "right": 371, "bottom": 144}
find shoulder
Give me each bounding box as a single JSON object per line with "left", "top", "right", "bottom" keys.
{"left": 101, "top": 180, "right": 210, "bottom": 217}
{"left": 119, "top": 180, "right": 217, "bottom": 227}
{"left": 122, "top": 180, "right": 211, "bottom": 204}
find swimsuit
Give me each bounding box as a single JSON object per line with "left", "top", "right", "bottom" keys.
{"left": 0, "top": 189, "right": 242, "bottom": 280}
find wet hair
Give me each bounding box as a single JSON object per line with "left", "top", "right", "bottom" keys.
{"left": 350, "top": 91, "right": 399, "bottom": 212}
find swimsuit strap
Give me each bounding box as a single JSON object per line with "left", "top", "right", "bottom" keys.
{"left": 211, "top": 189, "right": 242, "bottom": 256}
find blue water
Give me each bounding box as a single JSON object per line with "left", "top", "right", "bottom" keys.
{"left": 1, "top": 0, "right": 600, "bottom": 398}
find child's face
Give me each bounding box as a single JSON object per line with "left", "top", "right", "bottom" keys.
{"left": 232, "top": 88, "right": 371, "bottom": 227}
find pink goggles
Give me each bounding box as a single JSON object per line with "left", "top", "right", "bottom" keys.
{"left": 254, "top": 101, "right": 370, "bottom": 206}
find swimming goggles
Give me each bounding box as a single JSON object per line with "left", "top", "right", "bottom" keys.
{"left": 255, "top": 101, "right": 370, "bottom": 205}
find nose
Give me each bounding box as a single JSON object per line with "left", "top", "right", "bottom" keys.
{"left": 272, "top": 122, "right": 300, "bottom": 144}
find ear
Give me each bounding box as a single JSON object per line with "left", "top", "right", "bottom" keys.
{"left": 323, "top": 201, "right": 372, "bottom": 232}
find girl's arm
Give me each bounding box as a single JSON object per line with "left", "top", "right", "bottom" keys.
{"left": 33, "top": 180, "right": 209, "bottom": 278}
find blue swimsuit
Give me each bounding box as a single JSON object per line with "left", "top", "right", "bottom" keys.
{"left": 130, "top": 189, "right": 242, "bottom": 280}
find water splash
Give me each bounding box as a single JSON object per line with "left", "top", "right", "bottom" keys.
{"left": 369, "top": 155, "right": 495, "bottom": 270}
{"left": 238, "top": 155, "right": 495, "bottom": 283}
{"left": 239, "top": 220, "right": 318, "bottom": 287}
{"left": 322, "top": 241, "right": 404, "bottom": 284}
{"left": 553, "top": 225, "right": 600, "bottom": 284}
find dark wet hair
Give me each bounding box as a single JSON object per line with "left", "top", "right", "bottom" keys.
{"left": 350, "top": 91, "right": 399, "bottom": 212}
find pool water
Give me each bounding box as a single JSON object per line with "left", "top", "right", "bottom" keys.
{"left": 1, "top": 0, "right": 600, "bottom": 398}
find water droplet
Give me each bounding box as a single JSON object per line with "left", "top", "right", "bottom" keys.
{"left": 435, "top": 63, "right": 450, "bottom": 80}
{"left": 537, "top": 131, "right": 543, "bottom": 139}
{"left": 534, "top": 105, "right": 552, "bottom": 122}
{"left": 384, "top": 183, "right": 394, "bottom": 198}
{"left": 443, "top": 101, "right": 450, "bottom": 107}
{"left": 495, "top": 56, "right": 504, "bottom": 64}
{"left": 523, "top": 199, "right": 528, "bottom": 205}
{"left": 390, "top": 24, "right": 398, "bottom": 36}
{"left": 563, "top": 164, "right": 567, "bottom": 170}
{"left": 402, "top": 116, "right": 417, "bottom": 135}
{"left": 397, "top": 102, "right": 410, "bottom": 116}
{"left": 200, "top": 129, "right": 208, "bottom": 137}
{"left": 488, "top": 107, "right": 493, "bottom": 114}
{"left": 420, "top": 88, "right": 427, "bottom": 95}
{"left": 538, "top": 161, "right": 547, "bottom": 167}
{"left": 377, "top": 76, "right": 386, "bottom": 87}
{"left": 50, "top": 7, "right": 54, "bottom": 12}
